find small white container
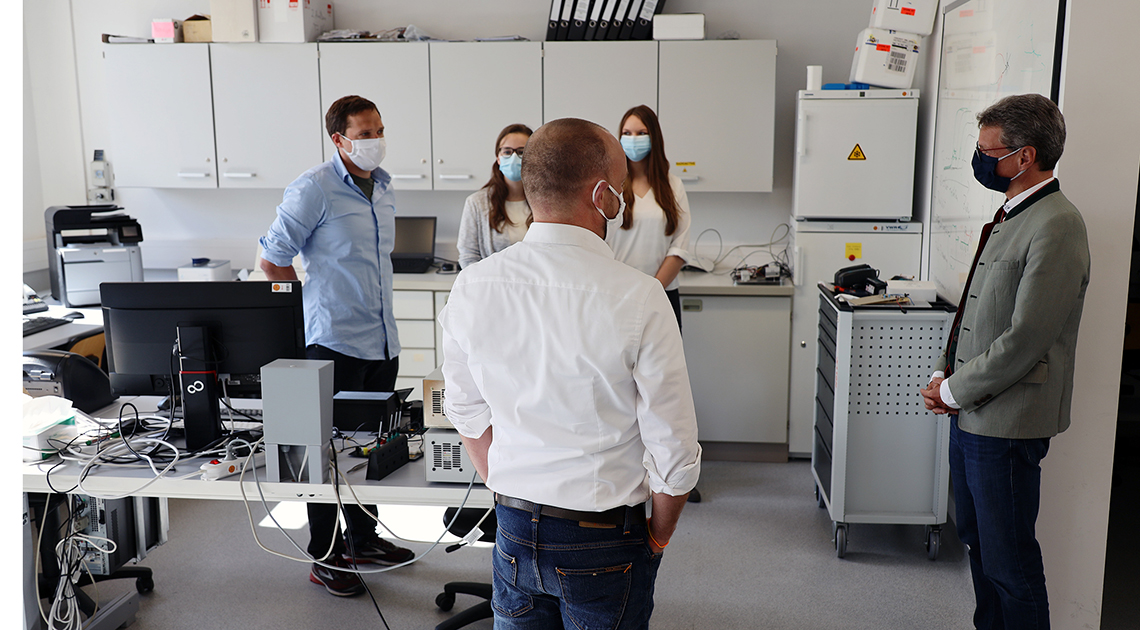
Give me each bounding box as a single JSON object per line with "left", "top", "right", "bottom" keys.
{"left": 178, "top": 259, "right": 232, "bottom": 281}
{"left": 849, "top": 28, "right": 921, "bottom": 89}
{"left": 886, "top": 280, "right": 937, "bottom": 303}
{"left": 868, "top": 0, "right": 938, "bottom": 37}
{"left": 258, "top": 0, "right": 334, "bottom": 43}
{"left": 653, "top": 14, "right": 705, "bottom": 40}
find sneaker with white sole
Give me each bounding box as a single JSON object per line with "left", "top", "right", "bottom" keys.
{"left": 309, "top": 556, "right": 365, "bottom": 597}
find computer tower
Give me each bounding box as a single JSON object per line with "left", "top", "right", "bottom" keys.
{"left": 75, "top": 495, "right": 168, "bottom": 575}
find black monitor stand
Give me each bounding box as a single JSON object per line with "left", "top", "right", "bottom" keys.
{"left": 177, "top": 325, "right": 222, "bottom": 452}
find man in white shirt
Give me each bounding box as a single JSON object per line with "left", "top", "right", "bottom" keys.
{"left": 438, "top": 118, "right": 701, "bottom": 629}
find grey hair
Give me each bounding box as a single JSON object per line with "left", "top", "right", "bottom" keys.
{"left": 977, "top": 94, "right": 1066, "bottom": 171}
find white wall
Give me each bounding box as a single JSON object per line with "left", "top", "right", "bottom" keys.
{"left": 1041, "top": 0, "right": 1140, "bottom": 626}
{"left": 23, "top": 0, "right": 876, "bottom": 271}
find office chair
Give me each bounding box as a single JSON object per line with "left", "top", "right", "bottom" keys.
{"left": 434, "top": 507, "right": 496, "bottom": 630}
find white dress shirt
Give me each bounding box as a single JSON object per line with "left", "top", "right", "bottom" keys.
{"left": 605, "top": 173, "right": 691, "bottom": 291}
{"left": 438, "top": 222, "right": 702, "bottom": 512}
{"left": 934, "top": 177, "right": 1057, "bottom": 409}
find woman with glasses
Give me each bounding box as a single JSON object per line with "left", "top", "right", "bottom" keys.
{"left": 607, "top": 105, "right": 692, "bottom": 329}
{"left": 457, "top": 123, "right": 534, "bottom": 269}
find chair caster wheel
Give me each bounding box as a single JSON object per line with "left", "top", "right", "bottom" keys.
{"left": 436, "top": 591, "right": 455, "bottom": 611}
{"left": 136, "top": 576, "right": 154, "bottom": 594}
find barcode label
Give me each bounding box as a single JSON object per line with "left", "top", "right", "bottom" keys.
{"left": 887, "top": 50, "right": 908, "bottom": 74}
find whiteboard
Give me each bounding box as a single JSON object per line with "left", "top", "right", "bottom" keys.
{"left": 928, "top": 0, "right": 1065, "bottom": 303}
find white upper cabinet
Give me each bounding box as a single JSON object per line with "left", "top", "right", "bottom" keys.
{"left": 103, "top": 44, "right": 217, "bottom": 188}
{"left": 318, "top": 43, "right": 433, "bottom": 190}
{"left": 542, "top": 41, "right": 658, "bottom": 134}
{"left": 658, "top": 40, "right": 777, "bottom": 192}
{"left": 429, "top": 42, "right": 543, "bottom": 192}
{"left": 211, "top": 44, "right": 323, "bottom": 189}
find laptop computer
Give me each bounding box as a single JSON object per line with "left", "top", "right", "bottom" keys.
{"left": 391, "top": 216, "right": 436, "bottom": 274}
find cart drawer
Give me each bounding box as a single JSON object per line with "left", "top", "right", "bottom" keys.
{"left": 817, "top": 334, "right": 836, "bottom": 390}
{"left": 818, "top": 294, "right": 838, "bottom": 331}
{"left": 814, "top": 397, "right": 834, "bottom": 453}
{"left": 813, "top": 425, "right": 832, "bottom": 499}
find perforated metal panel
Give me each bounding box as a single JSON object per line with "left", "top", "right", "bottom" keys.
{"left": 849, "top": 320, "right": 947, "bottom": 419}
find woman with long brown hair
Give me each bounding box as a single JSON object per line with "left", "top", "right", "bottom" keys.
{"left": 457, "top": 123, "right": 534, "bottom": 269}
{"left": 607, "top": 104, "right": 692, "bottom": 327}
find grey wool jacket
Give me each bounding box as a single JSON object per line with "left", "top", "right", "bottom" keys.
{"left": 936, "top": 180, "right": 1090, "bottom": 439}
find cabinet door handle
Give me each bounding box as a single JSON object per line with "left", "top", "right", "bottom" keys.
{"left": 439, "top": 174, "right": 473, "bottom": 180}
{"left": 391, "top": 173, "right": 427, "bottom": 180}
{"left": 678, "top": 174, "right": 700, "bottom": 183}
{"left": 177, "top": 172, "right": 210, "bottom": 178}
{"left": 223, "top": 172, "right": 255, "bottom": 178}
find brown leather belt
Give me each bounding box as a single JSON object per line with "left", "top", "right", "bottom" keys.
{"left": 495, "top": 494, "right": 646, "bottom": 527}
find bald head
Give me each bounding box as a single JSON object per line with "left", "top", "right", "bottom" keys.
{"left": 521, "top": 118, "right": 624, "bottom": 222}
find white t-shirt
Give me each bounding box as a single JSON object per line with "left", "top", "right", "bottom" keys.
{"left": 503, "top": 200, "right": 530, "bottom": 245}
{"left": 439, "top": 222, "right": 702, "bottom": 511}
{"left": 605, "top": 172, "right": 691, "bottom": 291}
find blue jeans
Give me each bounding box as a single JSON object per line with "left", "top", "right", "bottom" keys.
{"left": 949, "top": 415, "right": 1051, "bottom": 630}
{"left": 492, "top": 503, "right": 664, "bottom": 630}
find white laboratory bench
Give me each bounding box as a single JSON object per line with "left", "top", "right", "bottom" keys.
{"left": 43, "top": 269, "right": 794, "bottom": 459}
{"left": 392, "top": 269, "right": 794, "bottom": 461}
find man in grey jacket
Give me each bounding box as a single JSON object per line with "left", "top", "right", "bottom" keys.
{"left": 920, "top": 94, "right": 1090, "bottom": 630}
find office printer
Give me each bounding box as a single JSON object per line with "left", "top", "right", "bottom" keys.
{"left": 46, "top": 205, "right": 144, "bottom": 307}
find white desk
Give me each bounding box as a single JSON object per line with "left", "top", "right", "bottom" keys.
{"left": 23, "top": 305, "right": 105, "bottom": 353}
{"left": 23, "top": 398, "right": 491, "bottom": 630}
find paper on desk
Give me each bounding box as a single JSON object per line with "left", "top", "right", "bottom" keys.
{"left": 22, "top": 394, "right": 77, "bottom": 461}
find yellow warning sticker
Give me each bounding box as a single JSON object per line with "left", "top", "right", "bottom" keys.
{"left": 848, "top": 144, "right": 866, "bottom": 160}
{"left": 675, "top": 162, "right": 696, "bottom": 166}
{"left": 845, "top": 242, "right": 862, "bottom": 259}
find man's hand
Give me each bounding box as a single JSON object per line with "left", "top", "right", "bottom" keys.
{"left": 920, "top": 377, "right": 951, "bottom": 414}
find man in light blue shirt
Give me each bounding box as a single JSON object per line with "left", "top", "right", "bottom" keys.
{"left": 260, "top": 95, "right": 412, "bottom": 597}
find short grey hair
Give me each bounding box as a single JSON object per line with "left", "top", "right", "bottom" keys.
{"left": 977, "top": 94, "right": 1066, "bottom": 171}
{"left": 521, "top": 118, "right": 612, "bottom": 214}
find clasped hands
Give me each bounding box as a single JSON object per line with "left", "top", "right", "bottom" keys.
{"left": 919, "top": 376, "right": 951, "bottom": 415}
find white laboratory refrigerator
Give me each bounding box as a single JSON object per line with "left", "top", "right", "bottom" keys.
{"left": 787, "top": 221, "right": 924, "bottom": 456}
{"left": 792, "top": 89, "right": 919, "bottom": 221}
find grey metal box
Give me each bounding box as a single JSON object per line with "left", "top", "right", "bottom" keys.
{"left": 261, "top": 358, "right": 333, "bottom": 483}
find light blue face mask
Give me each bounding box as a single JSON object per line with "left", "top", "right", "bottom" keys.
{"left": 498, "top": 153, "right": 522, "bottom": 182}
{"left": 621, "top": 135, "right": 652, "bottom": 162}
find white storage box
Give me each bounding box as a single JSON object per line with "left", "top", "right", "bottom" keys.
{"left": 210, "top": 0, "right": 258, "bottom": 42}
{"left": 849, "top": 28, "right": 920, "bottom": 89}
{"left": 868, "top": 0, "right": 937, "bottom": 36}
{"left": 886, "top": 280, "right": 937, "bottom": 303}
{"left": 178, "top": 259, "right": 232, "bottom": 281}
{"left": 653, "top": 14, "right": 705, "bottom": 40}
{"left": 151, "top": 19, "right": 183, "bottom": 43}
{"left": 258, "top": 0, "right": 333, "bottom": 43}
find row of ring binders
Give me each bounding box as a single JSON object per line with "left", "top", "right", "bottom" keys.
{"left": 547, "top": 0, "right": 666, "bottom": 42}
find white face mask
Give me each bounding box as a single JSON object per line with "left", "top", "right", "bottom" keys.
{"left": 340, "top": 135, "right": 386, "bottom": 171}
{"left": 593, "top": 180, "right": 626, "bottom": 232}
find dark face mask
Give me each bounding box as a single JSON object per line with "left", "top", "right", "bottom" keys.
{"left": 971, "top": 147, "right": 1023, "bottom": 192}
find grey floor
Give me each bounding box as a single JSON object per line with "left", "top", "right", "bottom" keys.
{"left": 68, "top": 460, "right": 983, "bottom": 629}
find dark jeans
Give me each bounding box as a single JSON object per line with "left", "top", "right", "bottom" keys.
{"left": 949, "top": 415, "right": 1051, "bottom": 630}
{"left": 304, "top": 344, "right": 399, "bottom": 557}
{"left": 665, "top": 288, "right": 682, "bottom": 333}
{"left": 491, "top": 503, "right": 663, "bottom": 630}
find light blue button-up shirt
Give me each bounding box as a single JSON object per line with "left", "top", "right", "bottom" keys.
{"left": 260, "top": 152, "right": 400, "bottom": 361}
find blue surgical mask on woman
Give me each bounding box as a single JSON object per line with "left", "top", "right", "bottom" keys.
{"left": 971, "top": 146, "right": 1024, "bottom": 192}
{"left": 498, "top": 153, "right": 522, "bottom": 182}
{"left": 621, "top": 135, "right": 652, "bottom": 162}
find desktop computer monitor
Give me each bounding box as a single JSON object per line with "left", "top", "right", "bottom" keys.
{"left": 101, "top": 281, "right": 305, "bottom": 450}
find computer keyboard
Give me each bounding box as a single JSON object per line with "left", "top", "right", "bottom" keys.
{"left": 23, "top": 316, "right": 71, "bottom": 337}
